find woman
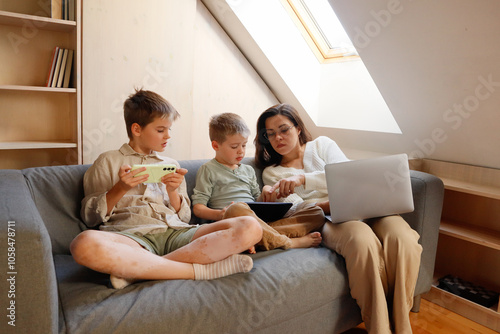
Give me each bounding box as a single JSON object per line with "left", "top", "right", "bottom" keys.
{"left": 254, "top": 103, "right": 422, "bottom": 334}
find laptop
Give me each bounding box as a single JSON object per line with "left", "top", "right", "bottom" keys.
{"left": 325, "top": 154, "right": 414, "bottom": 224}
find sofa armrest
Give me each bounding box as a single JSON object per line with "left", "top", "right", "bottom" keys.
{"left": 402, "top": 170, "right": 444, "bottom": 297}
{"left": 0, "top": 170, "right": 58, "bottom": 334}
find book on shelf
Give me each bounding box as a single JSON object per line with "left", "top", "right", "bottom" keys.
{"left": 51, "top": 0, "right": 62, "bottom": 20}
{"left": 49, "top": 47, "right": 63, "bottom": 87}
{"left": 46, "top": 48, "right": 74, "bottom": 88}
{"left": 69, "top": 0, "right": 75, "bottom": 21}
{"left": 51, "top": 0, "right": 75, "bottom": 21}
{"left": 56, "top": 48, "right": 68, "bottom": 88}
{"left": 62, "top": 0, "right": 66, "bottom": 20}
{"left": 51, "top": 48, "right": 64, "bottom": 87}
{"left": 45, "top": 46, "right": 60, "bottom": 87}
{"left": 62, "top": 49, "right": 74, "bottom": 88}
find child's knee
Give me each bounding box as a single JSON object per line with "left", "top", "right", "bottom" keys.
{"left": 238, "top": 216, "right": 263, "bottom": 243}
{"left": 70, "top": 230, "right": 101, "bottom": 263}
{"left": 223, "top": 202, "right": 252, "bottom": 219}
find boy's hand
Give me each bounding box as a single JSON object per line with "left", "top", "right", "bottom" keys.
{"left": 261, "top": 185, "right": 277, "bottom": 202}
{"left": 161, "top": 167, "right": 188, "bottom": 192}
{"left": 119, "top": 165, "right": 148, "bottom": 190}
{"left": 106, "top": 165, "right": 147, "bottom": 215}
{"left": 163, "top": 168, "right": 188, "bottom": 213}
{"left": 219, "top": 202, "right": 235, "bottom": 220}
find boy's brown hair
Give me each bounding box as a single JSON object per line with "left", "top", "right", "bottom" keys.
{"left": 123, "top": 88, "right": 180, "bottom": 139}
{"left": 209, "top": 113, "right": 250, "bottom": 143}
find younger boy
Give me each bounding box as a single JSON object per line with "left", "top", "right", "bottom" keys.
{"left": 70, "top": 89, "right": 262, "bottom": 289}
{"left": 191, "top": 113, "right": 325, "bottom": 251}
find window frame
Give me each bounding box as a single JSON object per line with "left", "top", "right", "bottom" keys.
{"left": 282, "top": 0, "right": 359, "bottom": 64}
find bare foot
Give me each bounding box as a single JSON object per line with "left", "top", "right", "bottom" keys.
{"left": 247, "top": 246, "right": 256, "bottom": 254}
{"left": 289, "top": 232, "right": 322, "bottom": 248}
{"left": 110, "top": 275, "right": 137, "bottom": 289}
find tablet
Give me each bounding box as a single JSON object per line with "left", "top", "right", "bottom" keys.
{"left": 246, "top": 202, "right": 293, "bottom": 222}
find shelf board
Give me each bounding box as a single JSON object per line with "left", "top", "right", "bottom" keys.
{"left": 412, "top": 159, "right": 500, "bottom": 200}
{"left": 0, "top": 141, "right": 77, "bottom": 150}
{"left": 423, "top": 285, "right": 499, "bottom": 332}
{"left": 0, "top": 10, "right": 75, "bottom": 32}
{"left": 441, "top": 177, "right": 500, "bottom": 200}
{"left": 440, "top": 220, "right": 500, "bottom": 250}
{"left": 0, "top": 85, "right": 76, "bottom": 93}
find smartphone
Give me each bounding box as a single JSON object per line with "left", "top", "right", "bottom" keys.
{"left": 131, "top": 164, "right": 177, "bottom": 183}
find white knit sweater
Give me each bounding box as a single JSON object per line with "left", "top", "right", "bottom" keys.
{"left": 262, "top": 136, "right": 349, "bottom": 206}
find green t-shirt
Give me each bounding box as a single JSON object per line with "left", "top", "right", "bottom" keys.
{"left": 191, "top": 159, "right": 261, "bottom": 209}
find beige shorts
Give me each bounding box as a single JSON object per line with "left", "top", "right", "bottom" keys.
{"left": 117, "top": 226, "right": 200, "bottom": 256}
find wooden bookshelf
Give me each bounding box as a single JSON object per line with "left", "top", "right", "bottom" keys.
{"left": 0, "top": 84, "right": 76, "bottom": 93}
{"left": 0, "top": 1, "right": 81, "bottom": 169}
{"left": 438, "top": 177, "right": 500, "bottom": 200}
{"left": 0, "top": 141, "right": 77, "bottom": 150}
{"left": 413, "top": 159, "right": 500, "bottom": 332}
{"left": 425, "top": 284, "right": 500, "bottom": 330}
{"left": 0, "top": 10, "right": 76, "bottom": 31}
{"left": 439, "top": 220, "right": 500, "bottom": 251}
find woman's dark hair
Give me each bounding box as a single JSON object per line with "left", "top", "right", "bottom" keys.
{"left": 254, "top": 103, "right": 312, "bottom": 169}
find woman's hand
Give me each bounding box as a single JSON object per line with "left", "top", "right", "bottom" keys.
{"left": 315, "top": 201, "right": 330, "bottom": 215}
{"left": 268, "top": 175, "right": 305, "bottom": 199}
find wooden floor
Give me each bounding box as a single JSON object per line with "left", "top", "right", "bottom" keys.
{"left": 342, "top": 299, "right": 497, "bottom": 334}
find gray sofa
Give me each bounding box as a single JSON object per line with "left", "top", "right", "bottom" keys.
{"left": 0, "top": 158, "right": 444, "bottom": 334}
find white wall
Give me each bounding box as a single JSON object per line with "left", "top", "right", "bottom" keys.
{"left": 192, "top": 3, "right": 277, "bottom": 158}
{"left": 324, "top": 0, "right": 500, "bottom": 168}
{"left": 82, "top": 0, "right": 277, "bottom": 164}
{"left": 83, "top": 0, "right": 500, "bottom": 169}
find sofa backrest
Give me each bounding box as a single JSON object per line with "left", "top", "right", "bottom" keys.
{"left": 23, "top": 164, "right": 90, "bottom": 255}
{"left": 21, "top": 158, "right": 264, "bottom": 255}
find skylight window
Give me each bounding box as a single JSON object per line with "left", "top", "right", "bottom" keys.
{"left": 203, "top": 0, "right": 402, "bottom": 134}
{"left": 283, "top": 0, "right": 359, "bottom": 62}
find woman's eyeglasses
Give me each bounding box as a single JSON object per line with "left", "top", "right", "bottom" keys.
{"left": 264, "top": 125, "right": 295, "bottom": 140}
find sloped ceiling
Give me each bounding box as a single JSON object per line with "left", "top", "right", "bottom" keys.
{"left": 204, "top": 0, "right": 500, "bottom": 168}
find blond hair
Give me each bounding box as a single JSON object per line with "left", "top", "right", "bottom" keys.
{"left": 209, "top": 113, "right": 250, "bottom": 143}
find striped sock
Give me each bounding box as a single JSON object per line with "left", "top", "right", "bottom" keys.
{"left": 193, "top": 254, "right": 253, "bottom": 280}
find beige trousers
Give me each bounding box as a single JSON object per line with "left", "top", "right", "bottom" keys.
{"left": 322, "top": 215, "right": 422, "bottom": 334}
{"left": 223, "top": 202, "right": 325, "bottom": 251}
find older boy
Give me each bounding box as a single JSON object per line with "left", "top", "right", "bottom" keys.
{"left": 70, "top": 89, "right": 262, "bottom": 289}
{"left": 191, "top": 113, "right": 324, "bottom": 251}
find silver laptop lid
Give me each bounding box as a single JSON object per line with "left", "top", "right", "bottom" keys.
{"left": 325, "top": 154, "right": 414, "bottom": 224}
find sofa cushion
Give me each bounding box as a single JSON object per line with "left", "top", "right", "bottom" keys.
{"left": 55, "top": 247, "right": 361, "bottom": 334}
{"left": 22, "top": 165, "right": 90, "bottom": 255}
